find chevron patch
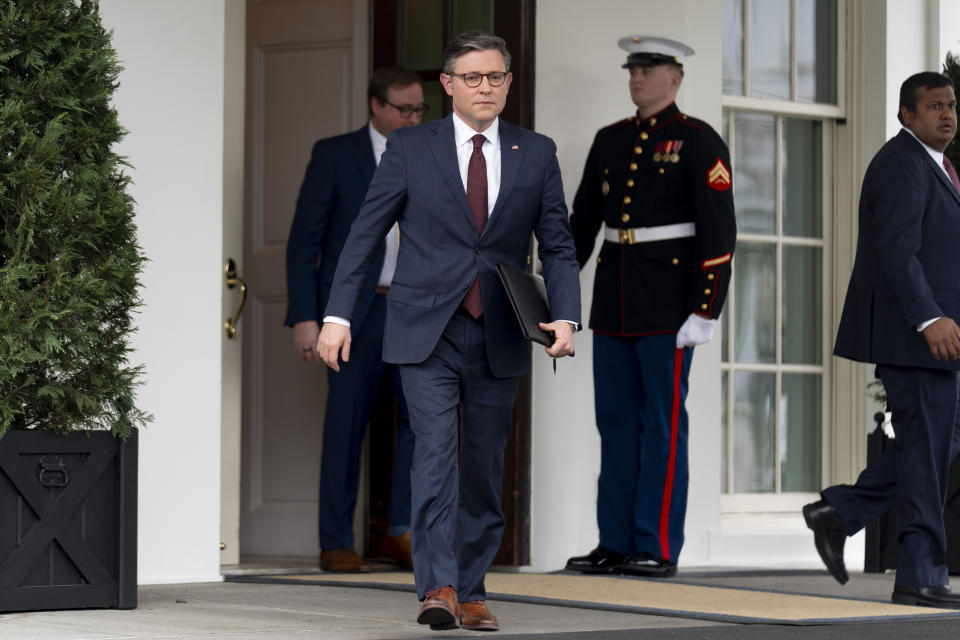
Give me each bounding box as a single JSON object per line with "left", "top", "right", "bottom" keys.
{"left": 707, "top": 158, "right": 731, "bottom": 191}
{"left": 702, "top": 253, "right": 732, "bottom": 268}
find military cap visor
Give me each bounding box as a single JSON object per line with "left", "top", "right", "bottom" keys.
{"left": 622, "top": 52, "right": 683, "bottom": 68}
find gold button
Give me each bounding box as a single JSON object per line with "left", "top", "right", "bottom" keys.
{"left": 621, "top": 213, "right": 630, "bottom": 222}
{"left": 604, "top": 168, "right": 609, "bottom": 175}
{"left": 704, "top": 288, "right": 711, "bottom": 295}
{"left": 633, "top": 37, "right": 640, "bottom": 43}
{"left": 630, "top": 162, "right": 638, "bottom": 171}
{"left": 623, "top": 196, "right": 632, "bottom": 204}
{"left": 658, "top": 168, "right": 665, "bottom": 174}
{"left": 672, "top": 258, "right": 679, "bottom": 265}
{"left": 634, "top": 146, "right": 643, "bottom": 154}
{"left": 640, "top": 132, "right": 649, "bottom": 140}
{"left": 707, "top": 273, "right": 715, "bottom": 280}
{"left": 649, "top": 117, "right": 657, "bottom": 126}
{"left": 626, "top": 179, "right": 634, "bottom": 187}
{"left": 597, "top": 256, "right": 602, "bottom": 263}
{"left": 701, "top": 303, "right": 708, "bottom": 310}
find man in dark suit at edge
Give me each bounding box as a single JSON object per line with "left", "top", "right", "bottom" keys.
{"left": 804, "top": 71, "right": 960, "bottom": 608}
{"left": 318, "top": 31, "right": 580, "bottom": 632}
{"left": 285, "top": 67, "right": 425, "bottom": 573}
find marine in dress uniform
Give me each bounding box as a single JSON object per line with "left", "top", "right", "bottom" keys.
{"left": 566, "top": 36, "right": 736, "bottom": 578}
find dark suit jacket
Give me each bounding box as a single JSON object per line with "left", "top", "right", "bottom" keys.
{"left": 284, "top": 126, "right": 385, "bottom": 328}
{"left": 325, "top": 114, "right": 581, "bottom": 378}
{"left": 834, "top": 129, "right": 960, "bottom": 370}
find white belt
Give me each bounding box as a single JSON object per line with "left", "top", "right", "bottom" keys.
{"left": 603, "top": 222, "right": 696, "bottom": 245}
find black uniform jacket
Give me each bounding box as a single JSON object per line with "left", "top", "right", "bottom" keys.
{"left": 570, "top": 102, "right": 736, "bottom": 336}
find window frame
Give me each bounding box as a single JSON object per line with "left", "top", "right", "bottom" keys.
{"left": 720, "top": 0, "right": 845, "bottom": 512}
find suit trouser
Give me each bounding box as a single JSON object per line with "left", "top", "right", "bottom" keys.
{"left": 399, "top": 311, "right": 518, "bottom": 602}
{"left": 318, "top": 294, "right": 414, "bottom": 549}
{"left": 823, "top": 364, "right": 960, "bottom": 587}
{"left": 593, "top": 332, "right": 692, "bottom": 562}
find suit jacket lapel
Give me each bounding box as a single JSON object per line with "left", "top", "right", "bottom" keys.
{"left": 899, "top": 130, "right": 960, "bottom": 208}
{"left": 427, "top": 115, "right": 475, "bottom": 225}
{"left": 350, "top": 126, "right": 375, "bottom": 185}
{"left": 490, "top": 121, "right": 523, "bottom": 228}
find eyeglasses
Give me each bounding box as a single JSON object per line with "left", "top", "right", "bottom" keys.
{"left": 448, "top": 71, "right": 508, "bottom": 88}
{"left": 383, "top": 101, "right": 429, "bottom": 118}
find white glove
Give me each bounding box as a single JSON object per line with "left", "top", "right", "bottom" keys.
{"left": 676, "top": 313, "right": 716, "bottom": 349}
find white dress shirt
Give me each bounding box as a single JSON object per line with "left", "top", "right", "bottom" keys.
{"left": 452, "top": 111, "right": 500, "bottom": 216}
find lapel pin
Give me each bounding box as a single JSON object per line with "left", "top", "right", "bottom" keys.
{"left": 512, "top": 145, "right": 519, "bottom": 150}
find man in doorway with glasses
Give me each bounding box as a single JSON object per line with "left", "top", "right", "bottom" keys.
{"left": 566, "top": 35, "right": 736, "bottom": 579}
{"left": 285, "top": 66, "right": 426, "bottom": 574}
{"left": 318, "top": 31, "right": 579, "bottom": 631}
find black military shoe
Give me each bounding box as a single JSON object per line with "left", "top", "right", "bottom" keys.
{"left": 622, "top": 553, "right": 677, "bottom": 578}
{"left": 565, "top": 546, "right": 625, "bottom": 574}
{"left": 892, "top": 584, "right": 960, "bottom": 608}
{"left": 802, "top": 499, "right": 848, "bottom": 584}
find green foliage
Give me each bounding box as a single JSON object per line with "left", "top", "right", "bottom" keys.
{"left": 0, "top": 0, "right": 149, "bottom": 438}
{"left": 945, "top": 51, "right": 960, "bottom": 170}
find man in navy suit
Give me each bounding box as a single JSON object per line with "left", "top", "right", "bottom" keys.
{"left": 803, "top": 72, "right": 960, "bottom": 608}
{"left": 285, "top": 67, "right": 425, "bottom": 573}
{"left": 319, "top": 31, "right": 580, "bottom": 632}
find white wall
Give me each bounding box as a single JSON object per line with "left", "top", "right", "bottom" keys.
{"left": 99, "top": 0, "right": 226, "bottom": 584}
{"left": 530, "top": 0, "right": 725, "bottom": 571}
{"left": 937, "top": 0, "right": 960, "bottom": 64}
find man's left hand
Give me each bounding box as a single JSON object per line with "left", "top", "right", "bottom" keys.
{"left": 539, "top": 321, "right": 575, "bottom": 358}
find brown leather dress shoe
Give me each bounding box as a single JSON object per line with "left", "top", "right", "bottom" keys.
{"left": 381, "top": 531, "right": 413, "bottom": 569}
{"left": 319, "top": 548, "right": 371, "bottom": 573}
{"left": 459, "top": 600, "right": 499, "bottom": 631}
{"left": 417, "top": 585, "right": 458, "bottom": 630}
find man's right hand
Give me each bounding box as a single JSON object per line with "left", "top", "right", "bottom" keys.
{"left": 922, "top": 317, "right": 960, "bottom": 362}
{"left": 318, "top": 322, "right": 352, "bottom": 372}
{"left": 293, "top": 321, "right": 322, "bottom": 365}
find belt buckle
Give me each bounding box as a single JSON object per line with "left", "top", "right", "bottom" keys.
{"left": 618, "top": 228, "right": 635, "bottom": 244}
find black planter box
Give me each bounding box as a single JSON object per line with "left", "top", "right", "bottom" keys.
{"left": 0, "top": 429, "right": 137, "bottom": 611}
{"left": 864, "top": 417, "right": 960, "bottom": 574}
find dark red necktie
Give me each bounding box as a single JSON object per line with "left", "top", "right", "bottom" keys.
{"left": 944, "top": 156, "right": 960, "bottom": 194}
{"left": 462, "top": 134, "right": 487, "bottom": 318}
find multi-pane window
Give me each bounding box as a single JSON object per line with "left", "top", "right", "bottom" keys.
{"left": 721, "top": 0, "right": 840, "bottom": 498}
{"left": 723, "top": 0, "right": 837, "bottom": 104}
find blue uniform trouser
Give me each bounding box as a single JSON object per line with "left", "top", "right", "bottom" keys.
{"left": 399, "top": 312, "right": 518, "bottom": 602}
{"left": 318, "top": 294, "right": 414, "bottom": 549}
{"left": 823, "top": 364, "right": 960, "bottom": 587}
{"left": 593, "top": 332, "right": 693, "bottom": 562}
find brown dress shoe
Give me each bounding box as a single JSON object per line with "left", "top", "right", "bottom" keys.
{"left": 380, "top": 531, "right": 413, "bottom": 569}
{"left": 320, "top": 548, "right": 371, "bottom": 573}
{"left": 459, "top": 600, "right": 499, "bottom": 631}
{"left": 417, "top": 585, "right": 458, "bottom": 630}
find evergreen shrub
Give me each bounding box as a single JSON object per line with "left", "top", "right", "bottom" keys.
{"left": 0, "top": 0, "right": 149, "bottom": 438}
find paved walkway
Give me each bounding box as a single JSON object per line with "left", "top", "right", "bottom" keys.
{"left": 2, "top": 568, "right": 959, "bottom": 640}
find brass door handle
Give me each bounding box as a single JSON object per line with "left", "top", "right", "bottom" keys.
{"left": 224, "top": 258, "right": 247, "bottom": 339}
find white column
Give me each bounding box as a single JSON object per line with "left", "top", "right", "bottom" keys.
{"left": 99, "top": 0, "right": 227, "bottom": 584}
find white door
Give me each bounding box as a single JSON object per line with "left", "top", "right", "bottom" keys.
{"left": 240, "top": 0, "right": 368, "bottom": 557}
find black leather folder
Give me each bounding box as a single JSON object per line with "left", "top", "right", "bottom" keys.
{"left": 497, "top": 263, "right": 553, "bottom": 346}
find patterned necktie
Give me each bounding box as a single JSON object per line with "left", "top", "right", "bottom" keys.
{"left": 462, "top": 134, "right": 487, "bottom": 319}
{"left": 944, "top": 156, "right": 960, "bottom": 195}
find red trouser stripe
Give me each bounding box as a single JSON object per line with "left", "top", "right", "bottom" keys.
{"left": 658, "top": 348, "right": 684, "bottom": 560}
